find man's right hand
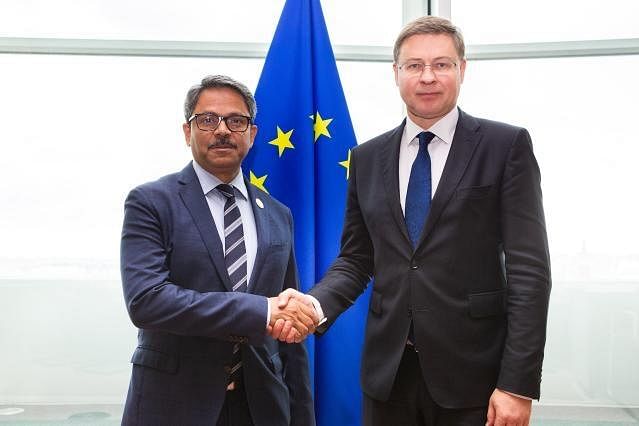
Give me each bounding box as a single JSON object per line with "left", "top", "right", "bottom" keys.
{"left": 268, "top": 291, "right": 318, "bottom": 343}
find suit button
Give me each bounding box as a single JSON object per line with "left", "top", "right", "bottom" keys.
{"left": 410, "top": 263, "right": 418, "bottom": 270}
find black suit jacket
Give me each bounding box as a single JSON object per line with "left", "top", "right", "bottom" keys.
{"left": 120, "top": 163, "right": 314, "bottom": 425}
{"left": 310, "top": 109, "right": 551, "bottom": 408}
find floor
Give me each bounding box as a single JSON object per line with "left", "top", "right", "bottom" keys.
{"left": 0, "top": 404, "right": 638, "bottom": 425}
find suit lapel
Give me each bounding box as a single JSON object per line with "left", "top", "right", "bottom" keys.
{"left": 418, "top": 110, "right": 481, "bottom": 246}
{"left": 245, "top": 180, "right": 270, "bottom": 296}
{"left": 177, "top": 165, "right": 233, "bottom": 291}
{"left": 380, "top": 121, "right": 412, "bottom": 245}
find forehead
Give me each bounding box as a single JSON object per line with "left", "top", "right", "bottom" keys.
{"left": 194, "top": 87, "right": 249, "bottom": 114}
{"left": 398, "top": 33, "right": 458, "bottom": 61}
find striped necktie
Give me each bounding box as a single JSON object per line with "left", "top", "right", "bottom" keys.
{"left": 217, "top": 183, "right": 247, "bottom": 385}
{"left": 217, "top": 184, "right": 248, "bottom": 293}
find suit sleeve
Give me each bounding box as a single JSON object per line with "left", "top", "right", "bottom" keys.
{"left": 120, "top": 186, "right": 268, "bottom": 345}
{"left": 278, "top": 212, "right": 316, "bottom": 425}
{"left": 309, "top": 146, "right": 374, "bottom": 332}
{"left": 497, "top": 128, "right": 551, "bottom": 399}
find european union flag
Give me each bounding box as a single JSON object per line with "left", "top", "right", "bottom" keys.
{"left": 242, "top": 0, "right": 370, "bottom": 424}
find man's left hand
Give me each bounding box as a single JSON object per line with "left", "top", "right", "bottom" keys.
{"left": 486, "top": 388, "right": 532, "bottom": 426}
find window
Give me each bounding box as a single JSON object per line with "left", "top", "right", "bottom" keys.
{"left": 453, "top": 0, "right": 639, "bottom": 44}
{"left": 2, "top": 0, "right": 638, "bottom": 423}
{"left": 0, "top": 54, "right": 398, "bottom": 414}
{"left": 0, "top": 0, "right": 401, "bottom": 46}
{"left": 460, "top": 54, "right": 639, "bottom": 409}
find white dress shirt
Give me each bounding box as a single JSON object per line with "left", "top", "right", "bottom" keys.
{"left": 398, "top": 107, "right": 459, "bottom": 214}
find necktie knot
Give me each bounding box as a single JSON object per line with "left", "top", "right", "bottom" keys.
{"left": 216, "top": 183, "right": 235, "bottom": 199}
{"left": 418, "top": 131, "right": 436, "bottom": 150}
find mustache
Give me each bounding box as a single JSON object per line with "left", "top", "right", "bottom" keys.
{"left": 207, "top": 138, "right": 237, "bottom": 149}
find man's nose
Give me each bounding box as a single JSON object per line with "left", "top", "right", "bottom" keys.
{"left": 214, "top": 118, "right": 232, "bottom": 135}
{"left": 418, "top": 66, "right": 437, "bottom": 83}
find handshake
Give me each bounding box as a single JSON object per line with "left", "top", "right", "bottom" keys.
{"left": 267, "top": 289, "right": 321, "bottom": 343}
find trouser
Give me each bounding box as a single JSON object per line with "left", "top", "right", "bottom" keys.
{"left": 363, "top": 345, "right": 487, "bottom": 426}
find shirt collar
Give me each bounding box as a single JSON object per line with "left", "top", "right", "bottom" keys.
{"left": 191, "top": 160, "right": 248, "bottom": 200}
{"left": 405, "top": 106, "right": 459, "bottom": 145}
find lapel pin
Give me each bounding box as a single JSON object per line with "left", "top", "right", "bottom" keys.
{"left": 255, "top": 198, "right": 264, "bottom": 209}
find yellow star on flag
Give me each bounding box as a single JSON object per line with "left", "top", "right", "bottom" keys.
{"left": 249, "top": 171, "right": 269, "bottom": 193}
{"left": 309, "top": 111, "right": 333, "bottom": 142}
{"left": 339, "top": 149, "right": 352, "bottom": 180}
{"left": 268, "top": 126, "right": 295, "bottom": 157}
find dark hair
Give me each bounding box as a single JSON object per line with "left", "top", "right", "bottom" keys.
{"left": 393, "top": 16, "right": 465, "bottom": 63}
{"left": 183, "top": 75, "right": 257, "bottom": 122}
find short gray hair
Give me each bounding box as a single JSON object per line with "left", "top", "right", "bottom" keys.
{"left": 183, "top": 75, "right": 257, "bottom": 122}
{"left": 393, "top": 16, "right": 465, "bottom": 63}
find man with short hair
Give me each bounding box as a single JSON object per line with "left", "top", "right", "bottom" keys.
{"left": 275, "top": 16, "right": 551, "bottom": 426}
{"left": 120, "top": 75, "right": 316, "bottom": 426}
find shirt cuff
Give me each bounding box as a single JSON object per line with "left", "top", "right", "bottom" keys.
{"left": 306, "top": 295, "right": 327, "bottom": 325}
{"left": 501, "top": 389, "right": 532, "bottom": 400}
{"left": 265, "top": 296, "right": 271, "bottom": 330}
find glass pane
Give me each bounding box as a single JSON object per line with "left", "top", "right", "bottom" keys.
{"left": 452, "top": 0, "right": 639, "bottom": 44}
{"left": 459, "top": 55, "right": 639, "bottom": 408}
{"left": 322, "top": 0, "right": 401, "bottom": 46}
{"left": 0, "top": 54, "right": 263, "bottom": 409}
{"left": 0, "top": 0, "right": 400, "bottom": 46}
{"left": 0, "top": 0, "right": 285, "bottom": 42}
{"left": 4, "top": 50, "right": 637, "bottom": 425}
{"left": 337, "top": 60, "right": 403, "bottom": 142}
{"left": 0, "top": 53, "right": 400, "bottom": 415}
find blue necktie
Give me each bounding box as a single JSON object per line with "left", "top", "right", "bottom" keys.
{"left": 405, "top": 131, "right": 436, "bottom": 247}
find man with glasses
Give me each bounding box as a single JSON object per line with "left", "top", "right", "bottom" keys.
{"left": 274, "top": 16, "right": 551, "bottom": 426}
{"left": 120, "top": 75, "right": 316, "bottom": 426}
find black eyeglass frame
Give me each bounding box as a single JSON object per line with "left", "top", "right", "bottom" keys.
{"left": 187, "top": 112, "right": 253, "bottom": 133}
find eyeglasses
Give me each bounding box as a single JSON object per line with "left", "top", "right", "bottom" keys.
{"left": 398, "top": 58, "right": 458, "bottom": 77}
{"left": 188, "top": 112, "right": 252, "bottom": 133}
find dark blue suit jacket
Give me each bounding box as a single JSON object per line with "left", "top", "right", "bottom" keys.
{"left": 120, "top": 163, "right": 314, "bottom": 426}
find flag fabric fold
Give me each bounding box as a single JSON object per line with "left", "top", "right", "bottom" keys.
{"left": 242, "top": 0, "right": 371, "bottom": 424}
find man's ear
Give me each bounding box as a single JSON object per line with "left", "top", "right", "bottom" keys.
{"left": 183, "top": 122, "right": 192, "bottom": 146}
{"left": 458, "top": 58, "right": 467, "bottom": 84}
{"left": 248, "top": 124, "right": 258, "bottom": 148}
{"left": 393, "top": 63, "right": 399, "bottom": 86}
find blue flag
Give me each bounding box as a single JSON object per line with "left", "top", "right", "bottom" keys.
{"left": 242, "top": 0, "right": 371, "bottom": 424}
